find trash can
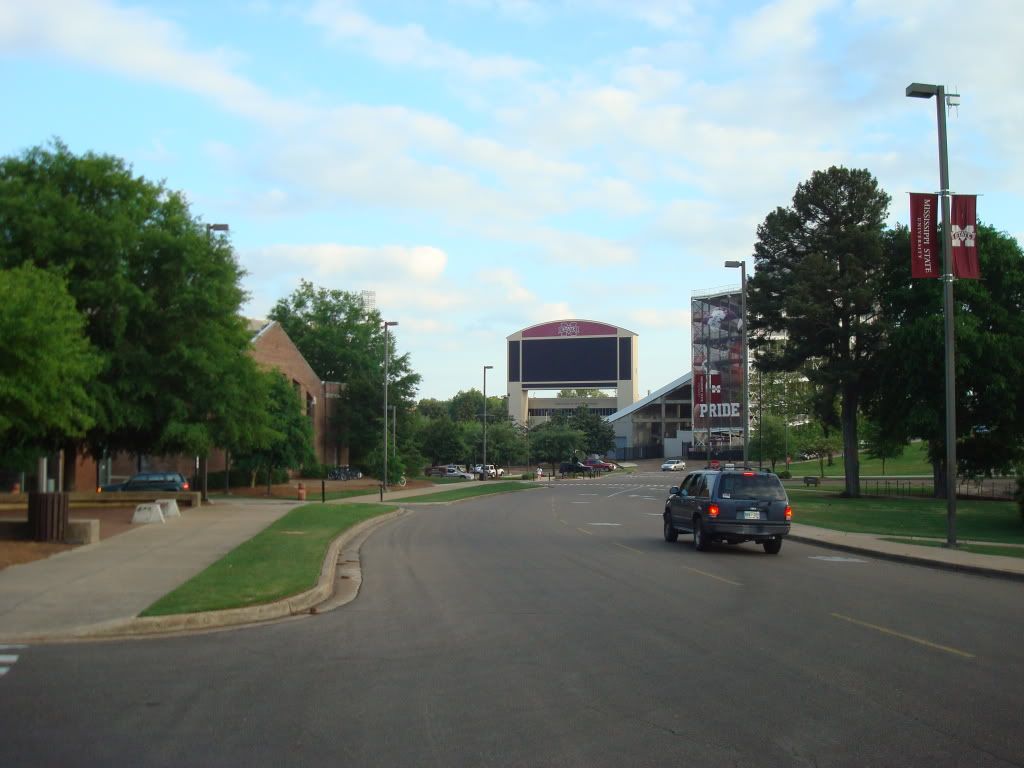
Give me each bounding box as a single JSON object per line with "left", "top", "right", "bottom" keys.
{"left": 28, "top": 491, "right": 69, "bottom": 542}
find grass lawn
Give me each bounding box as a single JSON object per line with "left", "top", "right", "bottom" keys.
{"left": 786, "top": 441, "right": 934, "bottom": 477}
{"left": 792, "top": 489, "right": 1024, "bottom": 544}
{"left": 140, "top": 502, "right": 395, "bottom": 616}
{"left": 401, "top": 481, "right": 539, "bottom": 503}
{"left": 879, "top": 537, "right": 1024, "bottom": 559}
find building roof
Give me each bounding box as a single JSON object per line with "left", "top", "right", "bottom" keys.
{"left": 606, "top": 370, "right": 693, "bottom": 423}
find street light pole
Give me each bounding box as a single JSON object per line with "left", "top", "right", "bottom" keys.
{"left": 382, "top": 320, "right": 398, "bottom": 491}
{"left": 725, "top": 260, "right": 748, "bottom": 466}
{"left": 906, "top": 82, "right": 959, "bottom": 547}
{"left": 203, "top": 223, "right": 229, "bottom": 502}
{"left": 483, "top": 365, "right": 493, "bottom": 477}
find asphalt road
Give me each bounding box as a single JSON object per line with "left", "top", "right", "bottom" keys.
{"left": 2, "top": 471, "right": 1023, "bottom": 767}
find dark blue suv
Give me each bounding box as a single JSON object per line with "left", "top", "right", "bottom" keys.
{"left": 663, "top": 469, "right": 791, "bottom": 554}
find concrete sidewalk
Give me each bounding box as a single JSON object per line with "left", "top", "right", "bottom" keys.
{"left": 788, "top": 523, "right": 1024, "bottom": 581}
{"left": 0, "top": 497, "right": 300, "bottom": 642}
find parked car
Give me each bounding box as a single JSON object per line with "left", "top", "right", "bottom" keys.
{"left": 583, "top": 457, "right": 615, "bottom": 471}
{"left": 559, "top": 460, "right": 589, "bottom": 476}
{"left": 660, "top": 458, "right": 686, "bottom": 471}
{"left": 98, "top": 472, "right": 191, "bottom": 493}
{"left": 472, "top": 464, "right": 506, "bottom": 478}
{"left": 445, "top": 466, "right": 475, "bottom": 480}
{"left": 662, "top": 468, "right": 791, "bottom": 554}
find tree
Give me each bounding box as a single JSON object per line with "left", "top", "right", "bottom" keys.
{"left": 449, "top": 389, "right": 483, "bottom": 423}
{"left": 416, "top": 416, "right": 466, "bottom": 467}
{"left": 791, "top": 422, "right": 843, "bottom": 478}
{"left": 748, "top": 166, "right": 893, "bottom": 497}
{"left": 751, "top": 414, "right": 787, "bottom": 471}
{"left": 860, "top": 417, "right": 906, "bottom": 476}
{"left": 234, "top": 371, "right": 315, "bottom": 495}
{"left": 866, "top": 223, "right": 1024, "bottom": 490}
{"left": 567, "top": 406, "right": 616, "bottom": 456}
{"left": 557, "top": 388, "right": 606, "bottom": 398}
{"left": 0, "top": 265, "right": 100, "bottom": 465}
{"left": 0, "top": 140, "right": 257, "bottom": 487}
{"left": 529, "top": 422, "right": 585, "bottom": 474}
{"left": 270, "top": 281, "right": 421, "bottom": 468}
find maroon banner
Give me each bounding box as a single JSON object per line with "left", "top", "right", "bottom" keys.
{"left": 693, "top": 372, "right": 721, "bottom": 406}
{"left": 910, "top": 192, "right": 939, "bottom": 278}
{"left": 951, "top": 194, "right": 979, "bottom": 279}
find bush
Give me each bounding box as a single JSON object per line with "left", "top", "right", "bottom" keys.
{"left": 300, "top": 463, "right": 330, "bottom": 479}
{"left": 778, "top": 469, "right": 792, "bottom": 480}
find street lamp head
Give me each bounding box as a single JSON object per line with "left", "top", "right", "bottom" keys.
{"left": 906, "top": 82, "right": 939, "bottom": 99}
{"left": 484, "top": 365, "right": 494, "bottom": 371}
{"left": 206, "top": 223, "right": 230, "bottom": 233}
{"left": 384, "top": 320, "right": 398, "bottom": 328}
{"left": 724, "top": 260, "right": 744, "bottom": 269}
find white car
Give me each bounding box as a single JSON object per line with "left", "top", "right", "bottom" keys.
{"left": 472, "top": 464, "right": 506, "bottom": 478}
{"left": 661, "top": 459, "right": 687, "bottom": 471}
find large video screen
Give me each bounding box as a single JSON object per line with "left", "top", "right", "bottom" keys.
{"left": 521, "top": 337, "right": 618, "bottom": 383}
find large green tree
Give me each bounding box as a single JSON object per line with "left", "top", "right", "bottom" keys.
{"left": 748, "top": 166, "right": 893, "bottom": 497}
{"left": 866, "top": 223, "right": 1024, "bottom": 489}
{"left": 567, "top": 406, "right": 616, "bottom": 456}
{"left": 529, "top": 422, "right": 585, "bottom": 475}
{"left": 0, "top": 140, "right": 258, "bottom": 487}
{"left": 269, "top": 281, "right": 421, "bottom": 468}
{"left": 0, "top": 265, "right": 100, "bottom": 466}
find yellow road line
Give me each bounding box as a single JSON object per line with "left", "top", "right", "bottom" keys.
{"left": 680, "top": 565, "right": 742, "bottom": 586}
{"left": 614, "top": 542, "right": 643, "bottom": 554}
{"left": 831, "top": 613, "right": 975, "bottom": 659}
{"left": 576, "top": 527, "right": 593, "bottom": 535}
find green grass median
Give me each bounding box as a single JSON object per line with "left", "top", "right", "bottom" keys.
{"left": 401, "top": 480, "right": 539, "bottom": 504}
{"left": 141, "top": 502, "right": 395, "bottom": 616}
{"left": 793, "top": 490, "right": 1024, "bottom": 545}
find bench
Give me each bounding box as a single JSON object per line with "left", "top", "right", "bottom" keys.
{"left": 803, "top": 476, "right": 820, "bottom": 487}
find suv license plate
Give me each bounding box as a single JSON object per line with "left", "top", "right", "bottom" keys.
{"left": 743, "top": 510, "right": 760, "bottom": 520}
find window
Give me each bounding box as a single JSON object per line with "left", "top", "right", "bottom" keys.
{"left": 718, "top": 473, "right": 787, "bottom": 500}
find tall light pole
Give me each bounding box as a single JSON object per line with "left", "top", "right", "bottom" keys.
{"left": 724, "top": 260, "right": 748, "bottom": 466}
{"left": 906, "top": 82, "right": 959, "bottom": 547}
{"left": 382, "top": 320, "right": 398, "bottom": 490}
{"left": 204, "top": 223, "right": 229, "bottom": 502}
{"left": 483, "top": 365, "right": 494, "bottom": 477}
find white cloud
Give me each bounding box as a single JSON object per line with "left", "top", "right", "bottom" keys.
{"left": 305, "top": 0, "right": 536, "bottom": 79}
{"left": 245, "top": 243, "right": 448, "bottom": 280}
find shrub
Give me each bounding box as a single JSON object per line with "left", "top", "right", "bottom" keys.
{"left": 778, "top": 469, "right": 792, "bottom": 480}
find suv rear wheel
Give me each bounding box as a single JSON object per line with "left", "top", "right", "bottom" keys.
{"left": 693, "top": 516, "right": 710, "bottom": 551}
{"left": 663, "top": 512, "right": 678, "bottom": 542}
{"left": 762, "top": 538, "right": 783, "bottom": 555}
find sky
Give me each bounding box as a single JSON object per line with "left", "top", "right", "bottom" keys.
{"left": 3, "top": 0, "right": 1023, "bottom": 402}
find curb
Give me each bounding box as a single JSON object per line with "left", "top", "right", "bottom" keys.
{"left": 788, "top": 533, "right": 1024, "bottom": 583}
{"left": 2, "top": 507, "right": 408, "bottom": 644}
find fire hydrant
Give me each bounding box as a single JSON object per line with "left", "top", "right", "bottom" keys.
{"left": 297, "top": 482, "right": 306, "bottom": 501}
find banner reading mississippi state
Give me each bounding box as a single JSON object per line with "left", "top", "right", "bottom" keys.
{"left": 910, "top": 192, "right": 939, "bottom": 278}
{"left": 951, "top": 194, "right": 980, "bottom": 279}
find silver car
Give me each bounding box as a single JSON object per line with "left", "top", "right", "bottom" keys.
{"left": 660, "top": 458, "right": 686, "bottom": 471}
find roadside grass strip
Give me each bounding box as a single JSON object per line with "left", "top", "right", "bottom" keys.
{"left": 399, "top": 481, "right": 539, "bottom": 504}
{"left": 793, "top": 491, "right": 1024, "bottom": 545}
{"left": 140, "top": 503, "right": 395, "bottom": 616}
{"left": 879, "top": 537, "right": 1024, "bottom": 559}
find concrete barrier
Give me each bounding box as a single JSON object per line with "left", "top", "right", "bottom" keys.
{"left": 156, "top": 499, "right": 181, "bottom": 519}
{"left": 131, "top": 504, "right": 165, "bottom": 524}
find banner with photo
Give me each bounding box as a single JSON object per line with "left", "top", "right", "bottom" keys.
{"left": 691, "top": 290, "right": 744, "bottom": 449}
{"left": 951, "top": 194, "right": 979, "bottom": 279}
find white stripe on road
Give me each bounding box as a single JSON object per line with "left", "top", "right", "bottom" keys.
{"left": 607, "top": 486, "right": 645, "bottom": 498}
{"left": 586, "top": 523, "right": 622, "bottom": 526}
{"left": 0, "top": 655, "right": 19, "bottom": 664}
{"left": 0, "top": 667, "right": 9, "bottom": 676}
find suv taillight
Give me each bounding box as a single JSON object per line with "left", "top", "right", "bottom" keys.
{"left": 785, "top": 506, "right": 792, "bottom": 520}
{"left": 708, "top": 503, "right": 720, "bottom": 518}
{"left": 183, "top": 482, "right": 190, "bottom": 490}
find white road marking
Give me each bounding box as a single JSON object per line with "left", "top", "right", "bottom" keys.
{"left": 607, "top": 486, "right": 643, "bottom": 498}
{"left": 586, "top": 523, "right": 622, "bottom": 526}
{"left": 0, "top": 667, "right": 9, "bottom": 677}
{"left": 0, "top": 655, "right": 19, "bottom": 664}
{"left": 570, "top": 501, "right": 591, "bottom": 504}
{"left": 0, "top": 645, "right": 27, "bottom": 650}
{"left": 809, "top": 556, "right": 867, "bottom": 563}
{"left": 645, "top": 512, "right": 662, "bottom": 516}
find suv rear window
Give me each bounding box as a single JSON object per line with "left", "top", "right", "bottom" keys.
{"left": 718, "top": 473, "right": 787, "bottom": 500}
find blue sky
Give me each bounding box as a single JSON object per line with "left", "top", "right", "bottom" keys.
{"left": 4, "top": 0, "right": 1022, "bottom": 400}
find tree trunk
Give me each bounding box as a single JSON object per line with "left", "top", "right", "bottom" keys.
{"left": 266, "top": 465, "right": 272, "bottom": 497}
{"left": 841, "top": 387, "right": 860, "bottom": 497}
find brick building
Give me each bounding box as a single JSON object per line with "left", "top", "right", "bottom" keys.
{"left": 93, "top": 320, "right": 344, "bottom": 488}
